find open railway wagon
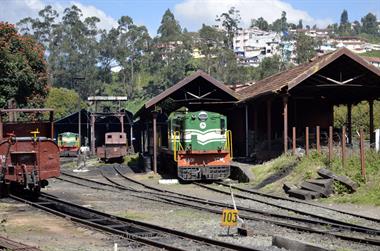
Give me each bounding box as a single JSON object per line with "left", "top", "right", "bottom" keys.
{"left": 160, "top": 110, "right": 233, "bottom": 181}
{"left": 57, "top": 132, "right": 80, "bottom": 157}
{"left": 96, "top": 132, "right": 128, "bottom": 162}
{"left": 0, "top": 109, "right": 60, "bottom": 197}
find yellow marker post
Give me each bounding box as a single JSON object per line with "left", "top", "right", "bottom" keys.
{"left": 221, "top": 209, "right": 239, "bottom": 236}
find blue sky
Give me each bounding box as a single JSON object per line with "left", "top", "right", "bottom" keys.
{"left": 1, "top": 0, "right": 379, "bottom": 35}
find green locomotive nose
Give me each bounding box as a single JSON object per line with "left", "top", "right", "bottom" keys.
{"left": 169, "top": 110, "right": 227, "bottom": 151}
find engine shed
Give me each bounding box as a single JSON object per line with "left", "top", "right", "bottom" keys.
{"left": 135, "top": 48, "right": 380, "bottom": 171}
{"left": 239, "top": 47, "right": 380, "bottom": 159}
{"left": 134, "top": 70, "right": 241, "bottom": 173}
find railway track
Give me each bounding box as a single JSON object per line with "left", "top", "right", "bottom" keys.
{"left": 214, "top": 181, "right": 380, "bottom": 223}
{"left": 0, "top": 235, "right": 42, "bottom": 251}
{"left": 60, "top": 169, "right": 380, "bottom": 247}
{"left": 194, "top": 182, "right": 380, "bottom": 231}
{"left": 10, "top": 192, "right": 258, "bottom": 251}
{"left": 108, "top": 166, "right": 380, "bottom": 233}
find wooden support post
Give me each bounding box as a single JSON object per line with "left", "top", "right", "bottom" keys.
{"left": 342, "top": 126, "right": 346, "bottom": 168}
{"left": 254, "top": 108, "right": 258, "bottom": 144}
{"left": 90, "top": 114, "right": 95, "bottom": 155}
{"left": 305, "top": 127, "right": 309, "bottom": 156}
{"left": 329, "top": 126, "right": 333, "bottom": 163}
{"left": 0, "top": 115, "right": 3, "bottom": 140}
{"left": 369, "top": 100, "right": 374, "bottom": 147}
{"left": 119, "top": 114, "right": 124, "bottom": 133}
{"left": 360, "top": 128, "right": 366, "bottom": 183}
{"left": 50, "top": 111, "right": 54, "bottom": 139}
{"left": 267, "top": 100, "right": 272, "bottom": 150}
{"left": 245, "top": 104, "right": 249, "bottom": 157}
{"left": 283, "top": 96, "right": 288, "bottom": 153}
{"left": 152, "top": 112, "right": 158, "bottom": 174}
{"left": 292, "top": 127, "right": 296, "bottom": 155}
{"left": 78, "top": 103, "right": 81, "bottom": 147}
{"left": 130, "top": 125, "right": 134, "bottom": 151}
{"left": 316, "top": 126, "right": 320, "bottom": 154}
{"left": 347, "top": 104, "right": 352, "bottom": 145}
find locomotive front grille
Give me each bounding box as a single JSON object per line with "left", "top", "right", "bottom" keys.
{"left": 178, "top": 166, "right": 230, "bottom": 181}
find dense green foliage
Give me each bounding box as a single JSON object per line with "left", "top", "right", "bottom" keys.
{"left": 334, "top": 101, "right": 380, "bottom": 137}
{"left": 360, "top": 50, "right": 380, "bottom": 57}
{"left": 0, "top": 22, "right": 48, "bottom": 108}
{"left": 45, "top": 87, "right": 82, "bottom": 119}
{"left": 295, "top": 33, "right": 319, "bottom": 64}
{"left": 5, "top": 5, "right": 378, "bottom": 117}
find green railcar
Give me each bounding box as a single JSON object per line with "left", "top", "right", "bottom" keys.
{"left": 165, "top": 110, "right": 232, "bottom": 181}
{"left": 57, "top": 132, "right": 80, "bottom": 156}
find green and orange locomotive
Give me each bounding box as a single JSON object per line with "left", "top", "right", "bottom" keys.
{"left": 164, "top": 110, "right": 232, "bottom": 181}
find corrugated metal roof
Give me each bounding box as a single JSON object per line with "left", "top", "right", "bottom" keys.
{"left": 238, "top": 47, "right": 380, "bottom": 102}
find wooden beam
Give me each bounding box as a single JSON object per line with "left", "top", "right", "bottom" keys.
{"left": 292, "top": 127, "right": 296, "bottom": 155}
{"left": 254, "top": 108, "right": 258, "bottom": 144}
{"left": 90, "top": 114, "right": 95, "bottom": 155}
{"left": 267, "top": 99, "right": 272, "bottom": 150}
{"left": 283, "top": 96, "right": 288, "bottom": 153}
{"left": 245, "top": 105, "right": 249, "bottom": 157}
{"left": 316, "top": 126, "right": 321, "bottom": 154}
{"left": 329, "top": 126, "right": 333, "bottom": 163}
{"left": 347, "top": 104, "right": 352, "bottom": 145}
{"left": 305, "top": 127, "right": 309, "bottom": 156}
{"left": 369, "top": 100, "right": 375, "bottom": 146}
{"left": 342, "top": 126, "right": 346, "bottom": 168}
{"left": 152, "top": 112, "right": 158, "bottom": 174}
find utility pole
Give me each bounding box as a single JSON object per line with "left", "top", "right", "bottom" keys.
{"left": 73, "top": 77, "right": 85, "bottom": 147}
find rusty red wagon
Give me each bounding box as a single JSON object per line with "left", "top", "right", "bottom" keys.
{"left": 0, "top": 109, "right": 60, "bottom": 197}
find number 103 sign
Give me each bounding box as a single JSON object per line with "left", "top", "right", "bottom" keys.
{"left": 221, "top": 209, "right": 239, "bottom": 227}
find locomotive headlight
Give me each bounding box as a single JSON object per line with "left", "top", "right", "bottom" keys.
{"left": 198, "top": 111, "right": 208, "bottom": 121}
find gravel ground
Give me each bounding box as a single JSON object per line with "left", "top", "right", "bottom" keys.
{"left": 56, "top": 163, "right": 380, "bottom": 250}
{"left": 1, "top": 160, "right": 379, "bottom": 250}
{"left": 200, "top": 183, "right": 380, "bottom": 230}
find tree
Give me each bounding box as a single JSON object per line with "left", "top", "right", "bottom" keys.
{"left": 157, "top": 9, "right": 182, "bottom": 42}
{"left": 44, "top": 87, "right": 80, "bottom": 119}
{"left": 352, "top": 20, "right": 361, "bottom": 35}
{"left": 340, "top": 10, "right": 348, "bottom": 26}
{"left": 295, "top": 33, "right": 317, "bottom": 64}
{"left": 98, "top": 28, "right": 119, "bottom": 84}
{"left": 255, "top": 55, "right": 283, "bottom": 80}
{"left": 297, "top": 19, "right": 303, "bottom": 29}
{"left": 115, "top": 16, "right": 151, "bottom": 96}
{"left": 0, "top": 22, "right": 48, "bottom": 108}
{"left": 361, "top": 13, "right": 378, "bottom": 34}
{"left": 216, "top": 7, "right": 241, "bottom": 49}
{"left": 281, "top": 11, "right": 288, "bottom": 32}
{"left": 271, "top": 11, "right": 288, "bottom": 33}
{"left": 49, "top": 5, "right": 102, "bottom": 97}
{"left": 339, "top": 9, "right": 351, "bottom": 34}
{"left": 198, "top": 24, "right": 224, "bottom": 74}
{"left": 251, "top": 17, "right": 268, "bottom": 31}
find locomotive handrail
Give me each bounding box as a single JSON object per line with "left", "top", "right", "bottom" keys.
{"left": 224, "top": 130, "right": 233, "bottom": 159}
{"left": 173, "top": 131, "right": 183, "bottom": 162}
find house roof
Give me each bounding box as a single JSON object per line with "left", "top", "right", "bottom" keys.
{"left": 135, "top": 70, "right": 241, "bottom": 117}
{"left": 238, "top": 47, "right": 380, "bottom": 102}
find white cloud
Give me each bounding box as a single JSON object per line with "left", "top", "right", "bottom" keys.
{"left": 0, "top": 0, "right": 45, "bottom": 24}
{"left": 0, "top": 0, "right": 118, "bottom": 30}
{"left": 174, "top": 0, "right": 333, "bottom": 30}
{"left": 70, "top": 1, "right": 118, "bottom": 30}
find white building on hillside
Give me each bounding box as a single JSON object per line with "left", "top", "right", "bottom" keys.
{"left": 233, "top": 27, "right": 281, "bottom": 66}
